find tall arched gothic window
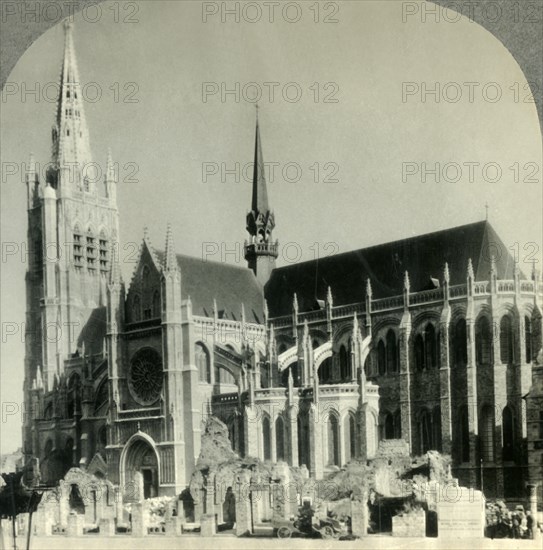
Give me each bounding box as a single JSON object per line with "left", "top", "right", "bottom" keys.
{"left": 132, "top": 294, "right": 141, "bottom": 322}
{"left": 262, "top": 416, "right": 271, "bottom": 461}
{"left": 459, "top": 405, "right": 470, "bottom": 463}
{"left": 384, "top": 412, "right": 394, "bottom": 440}
{"left": 424, "top": 324, "right": 437, "bottom": 369}
{"left": 525, "top": 315, "right": 533, "bottom": 363}
{"left": 327, "top": 414, "right": 340, "bottom": 466}
{"left": 318, "top": 358, "right": 332, "bottom": 384}
{"left": 419, "top": 409, "right": 432, "bottom": 454}
{"left": 142, "top": 265, "right": 152, "bottom": 319}
{"left": 480, "top": 405, "right": 494, "bottom": 462}
{"left": 377, "top": 340, "right": 386, "bottom": 375}
{"left": 393, "top": 410, "right": 402, "bottom": 439}
{"left": 453, "top": 318, "right": 468, "bottom": 366}
{"left": 347, "top": 413, "right": 356, "bottom": 461}
{"left": 195, "top": 343, "right": 210, "bottom": 383}
{"left": 275, "top": 416, "right": 285, "bottom": 461}
{"left": 339, "top": 344, "right": 349, "bottom": 381}
{"left": 152, "top": 290, "right": 160, "bottom": 318}
{"left": 502, "top": 405, "right": 515, "bottom": 461}
{"left": 476, "top": 317, "right": 493, "bottom": 365}
{"left": 386, "top": 330, "right": 398, "bottom": 373}
{"left": 415, "top": 334, "right": 425, "bottom": 371}
{"left": 500, "top": 315, "right": 514, "bottom": 365}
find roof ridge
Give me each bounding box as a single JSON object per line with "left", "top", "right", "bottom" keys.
{"left": 275, "top": 220, "right": 491, "bottom": 271}
{"left": 154, "top": 248, "right": 254, "bottom": 273}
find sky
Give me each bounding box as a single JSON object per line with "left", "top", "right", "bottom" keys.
{"left": 1, "top": 0, "right": 542, "bottom": 454}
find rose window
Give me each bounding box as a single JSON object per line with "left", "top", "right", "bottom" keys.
{"left": 128, "top": 348, "right": 163, "bottom": 405}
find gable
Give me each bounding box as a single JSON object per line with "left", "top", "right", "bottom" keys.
{"left": 125, "top": 240, "right": 163, "bottom": 323}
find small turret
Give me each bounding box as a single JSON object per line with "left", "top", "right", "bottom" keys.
{"left": 244, "top": 112, "right": 278, "bottom": 286}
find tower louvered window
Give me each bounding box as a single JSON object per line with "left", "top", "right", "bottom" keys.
{"left": 73, "top": 226, "right": 83, "bottom": 271}
{"left": 86, "top": 229, "right": 96, "bottom": 273}
{"left": 99, "top": 231, "right": 108, "bottom": 274}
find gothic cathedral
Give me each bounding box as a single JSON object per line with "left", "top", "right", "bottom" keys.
{"left": 22, "top": 22, "right": 543, "bottom": 503}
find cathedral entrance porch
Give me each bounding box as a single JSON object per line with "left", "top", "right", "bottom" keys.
{"left": 121, "top": 433, "right": 159, "bottom": 502}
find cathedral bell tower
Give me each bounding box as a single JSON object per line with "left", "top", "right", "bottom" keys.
{"left": 23, "top": 18, "right": 119, "bottom": 443}
{"left": 244, "top": 114, "right": 278, "bottom": 286}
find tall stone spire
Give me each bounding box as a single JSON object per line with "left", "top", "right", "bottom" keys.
{"left": 47, "top": 19, "right": 92, "bottom": 193}
{"left": 244, "top": 112, "right": 278, "bottom": 286}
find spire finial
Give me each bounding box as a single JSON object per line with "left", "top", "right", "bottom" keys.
{"left": 326, "top": 286, "right": 333, "bottom": 306}
{"left": 444, "top": 262, "right": 450, "bottom": 284}
{"left": 467, "top": 258, "right": 474, "bottom": 279}
{"left": 404, "top": 271, "right": 410, "bottom": 291}
{"left": 490, "top": 254, "right": 497, "bottom": 275}
{"left": 164, "top": 223, "right": 177, "bottom": 271}
{"left": 255, "top": 102, "right": 259, "bottom": 122}
{"left": 36, "top": 365, "right": 43, "bottom": 390}
{"left": 63, "top": 17, "right": 73, "bottom": 34}
{"left": 366, "top": 278, "right": 373, "bottom": 298}
{"left": 293, "top": 293, "right": 299, "bottom": 313}
{"left": 485, "top": 202, "right": 489, "bottom": 221}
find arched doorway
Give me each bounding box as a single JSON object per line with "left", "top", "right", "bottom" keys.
{"left": 122, "top": 435, "right": 159, "bottom": 501}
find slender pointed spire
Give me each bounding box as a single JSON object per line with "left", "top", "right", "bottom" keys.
{"left": 444, "top": 262, "right": 450, "bottom": 284}
{"left": 467, "top": 258, "right": 474, "bottom": 280}
{"left": 293, "top": 293, "right": 299, "bottom": 313}
{"left": 366, "top": 278, "right": 373, "bottom": 298}
{"left": 36, "top": 365, "right": 43, "bottom": 390}
{"left": 404, "top": 271, "right": 410, "bottom": 291}
{"left": 51, "top": 19, "right": 92, "bottom": 187}
{"left": 164, "top": 223, "right": 178, "bottom": 272}
{"left": 252, "top": 115, "right": 269, "bottom": 214}
{"left": 326, "top": 286, "right": 333, "bottom": 306}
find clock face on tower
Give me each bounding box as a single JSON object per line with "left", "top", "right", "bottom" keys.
{"left": 128, "top": 348, "right": 163, "bottom": 406}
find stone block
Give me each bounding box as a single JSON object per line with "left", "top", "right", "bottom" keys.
{"left": 164, "top": 517, "right": 181, "bottom": 536}
{"left": 34, "top": 509, "right": 53, "bottom": 536}
{"left": 99, "top": 518, "right": 116, "bottom": 536}
{"left": 66, "top": 513, "right": 84, "bottom": 537}
{"left": 350, "top": 499, "right": 368, "bottom": 537}
{"left": 131, "top": 503, "right": 148, "bottom": 537}
{"left": 437, "top": 487, "right": 485, "bottom": 538}
{"left": 392, "top": 509, "right": 426, "bottom": 537}
{"left": 200, "top": 514, "right": 216, "bottom": 537}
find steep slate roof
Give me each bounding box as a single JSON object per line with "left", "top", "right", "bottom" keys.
{"left": 265, "top": 221, "right": 518, "bottom": 317}
{"left": 154, "top": 250, "right": 264, "bottom": 323}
